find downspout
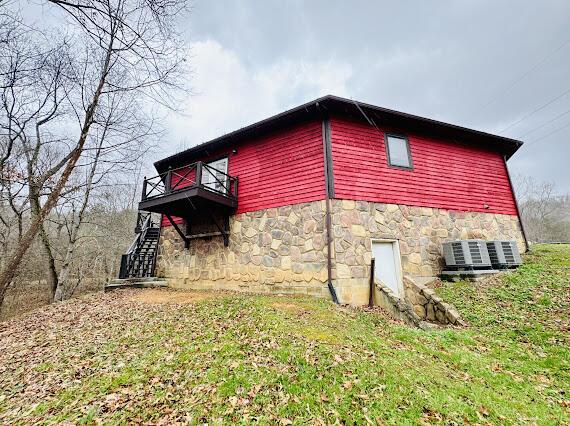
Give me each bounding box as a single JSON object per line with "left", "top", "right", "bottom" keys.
{"left": 319, "top": 105, "right": 339, "bottom": 304}
{"left": 503, "top": 155, "right": 530, "bottom": 252}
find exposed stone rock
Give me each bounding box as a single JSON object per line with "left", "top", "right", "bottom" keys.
{"left": 435, "top": 310, "right": 446, "bottom": 323}
{"left": 282, "top": 231, "right": 292, "bottom": 245}
{"left": 446, "top": 308, "right": 461, "bottom": 324}
{"left": 302, "top": 252, "right": 317, "bottom": 262}
{"left": 336, "top": 263, "right": 351, "bottom": 278}
{"left": 313, "top": 234, "right": 325, "bottom": 251}
{"left": 292, "top": 263, "right": 303, "bottom": 274}
{"left": 287, "top": 211, "right": 299, "bottom": 225}
{"left": 426, "top": 303, "right": 436, "bottom": 321}
{"left": 413, "top": 305, "right": 426, "bottom": 317}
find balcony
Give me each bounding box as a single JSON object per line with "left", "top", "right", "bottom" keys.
{"left": 138, "top": 161, "right": 238, "bottom": 218}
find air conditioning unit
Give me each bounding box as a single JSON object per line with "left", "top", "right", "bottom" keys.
{"left": 486, "top": 241, "right": 522, "bottom": 268}
{"left": 442, "top": 240, "right": 492, "bottom": 270}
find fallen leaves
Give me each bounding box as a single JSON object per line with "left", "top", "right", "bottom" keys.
{"left": 0, "top": 259, "right": 568, "bottom": 426}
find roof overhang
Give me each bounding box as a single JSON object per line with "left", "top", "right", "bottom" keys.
{"left": 155, "top": 95, "right": 523, "bottom": 173}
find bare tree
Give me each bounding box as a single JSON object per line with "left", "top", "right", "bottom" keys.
{"left": 514, "top": 175, "right": 570, "bottom": 243}
{"left": 53, "top": 89, "right": 158, "bottom": 300}
{"left": 0, "top": 11, "right": 73, "bottom": 298}
{"left": 0, "top": 0, "right": 188, "bottom": 311}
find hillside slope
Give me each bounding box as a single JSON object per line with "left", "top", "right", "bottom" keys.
{"left": 0, "top": 245, "right": 568, "bottom": 424}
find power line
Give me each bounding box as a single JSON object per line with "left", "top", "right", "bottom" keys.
{"left": 517, "top": 107, "right": 570, "bottom": 138}
{"left": 498, "top": 87, "right": 570, "bottom": 134}
{"left": 479, "top": 37, "right": 570, "bottom": 111}
{"left": 524, "top": 120, "right": 570, "bottom": 149}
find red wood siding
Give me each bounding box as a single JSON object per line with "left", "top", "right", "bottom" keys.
{"left": 330, "top": 116, "right": 518, "bottom": 215}
{"left": 230, "top": 120, "right": 325, "bottom": 213}
{"left": 161, "top": 119, "right": 325, "bottom": 226}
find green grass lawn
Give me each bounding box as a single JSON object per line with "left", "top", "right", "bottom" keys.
{"left": 0, "top": 245, "right": 568, "bottom": 425}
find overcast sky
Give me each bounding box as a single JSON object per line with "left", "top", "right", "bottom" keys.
{"left": 160, "top": 0, "right": 570, "bottom": 192}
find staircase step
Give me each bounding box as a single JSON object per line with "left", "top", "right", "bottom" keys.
{"left": 106, "top": 277, "right": 168, "bottom": 291}
{"left": 119, "top": 224, "right": 161, "bottom": 280}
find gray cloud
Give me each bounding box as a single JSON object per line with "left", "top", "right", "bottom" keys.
{"left": 167, "top": 1, "right": 570, "bottom": 192}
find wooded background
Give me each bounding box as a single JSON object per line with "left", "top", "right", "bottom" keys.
{"left": 0, "top": 0, "right": 188, "bottom": 318}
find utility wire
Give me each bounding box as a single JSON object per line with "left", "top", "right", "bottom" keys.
{"left": 524, "top": 120, "right": 570, "bottom": 149}
{"left": 518, "top": 107, "right": 570, "bottom": 138}
{"left": 479, "top": 37, "right": 570, "bottom": 111}
{"left": 498, "top": 87, "right": 570, "bottom": 134}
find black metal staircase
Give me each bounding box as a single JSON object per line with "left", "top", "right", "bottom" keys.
{"left": 118, "top": 212, "right": 160, "bottom": 279}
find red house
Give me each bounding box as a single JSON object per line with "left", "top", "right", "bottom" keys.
{"left": 121, "top": 95, "right": 526, "bottom": 306}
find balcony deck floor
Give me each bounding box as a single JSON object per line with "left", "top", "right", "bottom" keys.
{"left": 138, "top": 186, "right": 237, "bottom": 217}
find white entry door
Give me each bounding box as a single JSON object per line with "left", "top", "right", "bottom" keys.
{"left": 372, "top": 241, "right": 402, "bottom": 296}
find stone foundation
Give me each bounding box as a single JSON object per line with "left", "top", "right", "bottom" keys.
{"left": 330, "top": 199, "right": 524, "bottom": 305}
{"left": 155, "top": 199, "right": 525, "bottom": 306}
{"left": 155, "top": 201, "right": 331, "bottom": 298}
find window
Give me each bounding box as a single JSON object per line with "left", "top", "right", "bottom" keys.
{"left": 385, "top": 134, "right": 412, "bottom": 169}
{"left": 201, "top": 158, "right": 229, "bottom": 193}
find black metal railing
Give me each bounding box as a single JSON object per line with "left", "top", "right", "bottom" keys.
{"left": 141, "top": 161, "right": 238, "bottom": 202}
{"left": 134, "top": 211, "right": 154, "bottom": 233}
{"left": 119, "top": 214, "right": 160, "bottom": 279}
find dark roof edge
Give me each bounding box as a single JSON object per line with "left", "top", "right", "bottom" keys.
{"left": 155, "top": 95, "right": 523, "bottom": 171}
{"left": 328, "top": 95, "right": 523, "bottom": 150}
{"left": 154, "top": 95, "right": 330, "bottom": 171}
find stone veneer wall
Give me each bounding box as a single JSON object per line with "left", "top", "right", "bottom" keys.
{"left": 403, "top": 277, "right": 466, "bottom": 326}
{"left": 330, "top": 199, "right": 525, "bottom": 305}
{"left": 155, "top": 199, "right": 525, "bottom": 306}
{"left": 155, "top": 201, "right": 331, "bottom": 298}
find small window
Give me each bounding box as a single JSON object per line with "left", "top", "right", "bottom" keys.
{"left": 386, "top": 134, "right": 412, "bottom": 169}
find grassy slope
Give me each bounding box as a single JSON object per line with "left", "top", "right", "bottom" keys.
{"left": 0, "top": 245, "right": 568, "bottom": 425}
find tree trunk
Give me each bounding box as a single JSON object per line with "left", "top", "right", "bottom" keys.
{"left": 0, "top": 39, "right": 113, "bottom": 310}
{"left": 54, "top": 234, "right": 76, "bottom": 301}
{"left": 29, "top": 185, "right": 59, "bottom": 300}
{"left": 54, "top": 118, "right": 105, "bottom": 302}
{"left": 0, "top": 283, "right": 7, "bottom": 317}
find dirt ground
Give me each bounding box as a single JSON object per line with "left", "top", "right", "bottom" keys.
{"left": 129, "top": 288, "right": 218, "bottom": 305}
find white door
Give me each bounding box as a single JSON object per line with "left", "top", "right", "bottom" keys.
{"left": 201, "top": 158, "right": 229, "bottom": 193}
{"left": 372, "top": 241, "right": 402, "bottom": 296}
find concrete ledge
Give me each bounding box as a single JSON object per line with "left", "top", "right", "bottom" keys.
{"left": 105, "top": 278, "right": 168, "bottom": 291}
{"left": 440, "top": 269, "right": 499, "bottom": 282}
